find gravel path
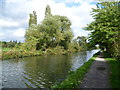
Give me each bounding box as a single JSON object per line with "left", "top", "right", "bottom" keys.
{"left": 79, "top": 54, "right": 110, "bottom": 88}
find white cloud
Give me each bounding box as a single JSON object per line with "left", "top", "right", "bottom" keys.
{"left": 0, "top": 28, "right": 25, "bottom": 41}
{"left": 0, "top": 32, "right": 4, "bottom": 38}
{"left": 0, "top": 19, "right": 19, "bottom": 27}
{"left": 13, "top": 28, "right": 25, "bottom": 37}
{"left": 2, "top": 0, "right": 97, "bottom": 41}
{"left": 6, "top": 0, "right": 27, "bottom": 3}
{"left": 0, "top": 32, "right": 5, "bottom": 41}
{"left": 51, "top": 2, "right": 96, "bottom": 37}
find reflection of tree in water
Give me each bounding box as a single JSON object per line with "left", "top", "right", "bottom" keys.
{"left": 70, "top": 50, "right": 99, "bottom": 71}
{"left": 22, "top": 55, "right": 72, "bottom": 88}
{"left": 70, "top": 51, "right": 87, "bottom": 71}
{"left": 21, "top": 50, "right": 99, "bottom": 88}
{"left": 86, "top": 50, "right": 99, "bottom": 62}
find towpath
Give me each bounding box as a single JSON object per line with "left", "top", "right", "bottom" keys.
{"left": 79, "top": 53, "right": 110, "bottom": 88}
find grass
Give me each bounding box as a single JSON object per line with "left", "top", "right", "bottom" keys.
{"left": 51, "top": 53, "right": 98, "bottom": 88}
{"left": 2, "top": 47, "right": 12, "bottom": 52}
{"left": 104, "top": 52, "right": 120, "bottom": 88}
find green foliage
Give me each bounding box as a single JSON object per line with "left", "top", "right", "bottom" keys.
{"left": 2, "top": 50, "right": 42, "bottom": 60}
{"left": 24, "top": 25, "right": 39, "bottom": 51}
{"left": 2, "top": 47, "right": 11, "bottom": 52}
{"left": 67, "top": 36, "right": 87, "bottom": 52}
{"left": 29, "top": 11, "right": 37, "bottom": 27}
{"left": 45, "top": 5, "right": 52, "bottom": 17}
{"left": 104, "top": 52, "right": 120, "bottom": 88}
{"left": 2, "top": 5, "right": 88, "bottom": 60}
{"left": 68, "top": 42, "right": 77, "bottom": 52}
{"left": 2, "top": 41, "right": 19, "bottom": 48}
{"left": 24, "top": 5, "right": 74, "bottom": 51}
{"left": 37, "top": 15, "right": 62, "bottom": 48}
{"left": 77, "top": 36, "right": 87, "bottom": 50}
{"left": 84, "top": 2, "right": 120, "bottom": 58}
{"left": 46, "top": 46, "right": 66, "bottom": 55}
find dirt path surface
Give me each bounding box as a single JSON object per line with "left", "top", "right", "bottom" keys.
{"left": 80, "top": 54, "right": 110, "bottom": 88}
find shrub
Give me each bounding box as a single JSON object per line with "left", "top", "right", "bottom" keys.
{"left": 46, "top": 46, "right": 65, "bottom": 55}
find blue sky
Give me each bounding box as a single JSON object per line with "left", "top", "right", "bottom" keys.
{"left": 0, "top": 0, "right": 98, "bottom": 42}
{"left": 55, "top": 0, "right": 81, "bottom": 7}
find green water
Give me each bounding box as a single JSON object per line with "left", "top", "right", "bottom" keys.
{"left": 1, "top": 50, "right": 99, "bottom": 88}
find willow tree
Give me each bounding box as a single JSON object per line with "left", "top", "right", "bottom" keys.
{"left": 37, "top": 14, "right": 73, "bottom": 50}
{"left": 24, "top": 5, "right": 73, "bottom": 51}
{"left": 36, "top": 5, "right": 73, "bottom": 50}
{"left": 57, "top": 15, "right": 73, "bottom": 49}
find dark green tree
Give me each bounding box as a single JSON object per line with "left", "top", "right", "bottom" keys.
{"left": 84, "top": 2, "right": 119, "bottom": 58}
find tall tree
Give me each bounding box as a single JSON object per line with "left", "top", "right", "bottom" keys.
{"left": 45, "top": 5, "right": 52, "bottom": 17}
{"left": 84, "top": 2, "right": 119, "bottom": 58}
{"left": 29, "top": 11, "right": 37, "bottom": 27}
{"left": 24, "top": 5, "right": 73, "bottom": 51}
{"left": 54, "top": 15, "right": 73, "bottom": 49}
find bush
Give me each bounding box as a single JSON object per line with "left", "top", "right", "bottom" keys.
{"left": 104, "top": 51, "right": 120, "bottom": 88}
{"left": 2, "top": 50, "right": 43, "bottom": 60}
{"left": 46, "top": 46, "right": 65, "bottom": 55}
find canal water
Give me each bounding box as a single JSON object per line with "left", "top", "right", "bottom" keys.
{"left": 1, "top": 49, "right": 99, "bottom": 88}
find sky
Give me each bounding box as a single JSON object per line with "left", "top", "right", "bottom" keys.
{"left": 0, "top": 0, "right": 99, "bottom": 42}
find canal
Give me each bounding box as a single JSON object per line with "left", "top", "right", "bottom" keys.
{"left": 1, "top": 49, "right": 99, "bottom": 88}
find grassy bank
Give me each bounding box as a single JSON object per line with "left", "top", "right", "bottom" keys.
{"left": 104, "top": 52, "right": 120, "bottom": 88}
{"left": 2, "top": 50, "right": 43, "bottom": 60}
{"left": 2, "top": 46, "right": 82, "bottom": 60}
{"left": 51, "top": 53, "right": 99, "bottom": 88}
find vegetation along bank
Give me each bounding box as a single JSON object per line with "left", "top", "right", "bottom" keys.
{"left": 104, "top": 51, "right": 120, "bottom": 88}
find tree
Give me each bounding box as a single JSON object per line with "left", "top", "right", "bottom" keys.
{"left": 25, "top": 25, "right": 39, "bottom": 50}
{"left": 29, "top": 11, "right": 37, "bottom": 27}
{"left": 77, "top": 36, "right": 87, "bottom": 50}
{"left": 37, "top": 15, "right": 62, "bottom": 48}
{"left": 54, "top": 15, "right": 73, "bottom": 49}
{"left": 24, "top": 5, "right": 74, "bottom": 51}
{"left": 45, "top": 5, "right": 52, "bottom": 17}
{"left": 37, "top": 15, "right": 73, "bottom": 50}
{"left": 84, "top": 2, "right": 119, "bottom": 58}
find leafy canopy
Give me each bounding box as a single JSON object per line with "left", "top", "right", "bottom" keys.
{"left": 84, "top": 2, "right": 120, "bottom": 58}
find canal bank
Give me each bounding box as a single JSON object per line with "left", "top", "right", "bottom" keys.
{"left": 53, "top": 52, "right": 120, "bottom": 89}
{"left": 52, "top": 52, "right": 99, "bottom": 88}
